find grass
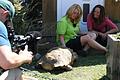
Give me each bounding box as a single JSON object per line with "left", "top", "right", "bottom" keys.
{"left": 23, "top": 54, "right": 108, "bottom": 80}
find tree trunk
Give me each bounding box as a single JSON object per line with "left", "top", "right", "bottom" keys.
{"left": 23, "top": 0, "right": 57, "bottom": 53}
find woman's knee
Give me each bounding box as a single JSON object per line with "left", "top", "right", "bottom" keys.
{"left": 80, "top": 35, "right": 90, "bottom": 45}
{"left": 87, "top": 32, "right": 97, "bottom": 40}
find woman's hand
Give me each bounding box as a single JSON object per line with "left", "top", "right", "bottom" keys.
{"left": 59, "top": 35, "right": 66, "bottom": 47}
{"left": 98, "top": 32, "right": 107, "bottom": 40}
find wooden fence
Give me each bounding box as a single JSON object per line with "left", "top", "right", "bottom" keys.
{"left": 105, "top": 0, "right": 120, "bottom": 21}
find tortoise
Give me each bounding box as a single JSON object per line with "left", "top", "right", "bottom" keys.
{"left": 37, "top": 47, "right": 78, "bottom": 71}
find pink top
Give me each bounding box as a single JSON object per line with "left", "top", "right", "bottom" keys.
{"left": 87, "top": 14, "right": 117, "bottom": 33}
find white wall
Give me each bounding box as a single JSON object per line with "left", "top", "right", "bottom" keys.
{"left": 57, "top": 0, "right": 104, "bottom": 32}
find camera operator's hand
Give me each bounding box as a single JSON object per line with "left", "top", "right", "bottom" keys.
{"left": 18, "top": 45, "right": 33, "bottom": 64}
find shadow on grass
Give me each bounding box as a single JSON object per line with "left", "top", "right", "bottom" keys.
{"left": 73, "top": 54, "right": 106, "bottom": 67}
{"left": 99, "top": 75, "right": 110, "bottom": 80}
{"left": 35, "top": 65, "right": 71, "bottom": 74}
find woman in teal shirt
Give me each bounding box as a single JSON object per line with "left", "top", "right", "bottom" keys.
{"left": 56, "top": 4, "right": 107, "bottom": 56}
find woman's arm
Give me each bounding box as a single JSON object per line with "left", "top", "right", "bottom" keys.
{"left": 105, "top": 28, "right": 119, "bottom": 34}
{"left": 105, "top": 18, "right": 119, "bottom": 34}
{"left": 59, "top": 35, "right": 66, "bottom": 47}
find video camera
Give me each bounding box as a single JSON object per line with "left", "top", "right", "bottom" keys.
{"left": 4, "top": 20, "right": 42, "bottom": 55}
{"left": 11, "top": 31, "right": 41, "bottom": 55}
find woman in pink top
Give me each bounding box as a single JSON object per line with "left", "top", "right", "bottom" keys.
{"left": 87, "top": 5, "right": 118, "bottom": 46}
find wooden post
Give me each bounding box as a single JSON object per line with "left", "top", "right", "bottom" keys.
{"left": 107, "top": 34, "right": 120, "bottom": 80}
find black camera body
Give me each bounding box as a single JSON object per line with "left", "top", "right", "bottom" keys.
{"left": 12, "top": 32, "right": 41, "bottom": 55}
{"left": 12, "top": 34, "right": 41, "bottom": 55}
{"left": 5, "top": 22, "right": 42, "bottom": 55}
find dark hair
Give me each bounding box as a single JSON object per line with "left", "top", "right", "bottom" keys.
{"left": 91, "top": 5, "right": 105, "bottom": 24}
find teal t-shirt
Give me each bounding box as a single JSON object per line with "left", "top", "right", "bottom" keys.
{"left": 56, "top": 16, "right": 80, "bottom": 45}
{"left": 0, "top": 21, "right": 11, "bottom": 47}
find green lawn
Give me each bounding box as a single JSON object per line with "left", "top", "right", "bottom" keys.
{"left": 23, "top": 54, "right": 108, "bottom": 80}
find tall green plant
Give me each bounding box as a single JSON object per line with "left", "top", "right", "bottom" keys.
{"left": 12, "top": 1, "right": 29, "bottom": 35}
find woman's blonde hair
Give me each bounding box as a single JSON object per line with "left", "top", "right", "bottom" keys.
{"left": 66, "top": 4, "right": 82, "bottom": 23}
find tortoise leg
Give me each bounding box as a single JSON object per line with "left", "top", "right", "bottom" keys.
{"left": 62, "top": 65, "right": 73, "bottom": 71}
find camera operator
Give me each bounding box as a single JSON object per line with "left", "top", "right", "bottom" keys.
{"left": 0, "top": 0, "right": 37, "bottom": 80}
